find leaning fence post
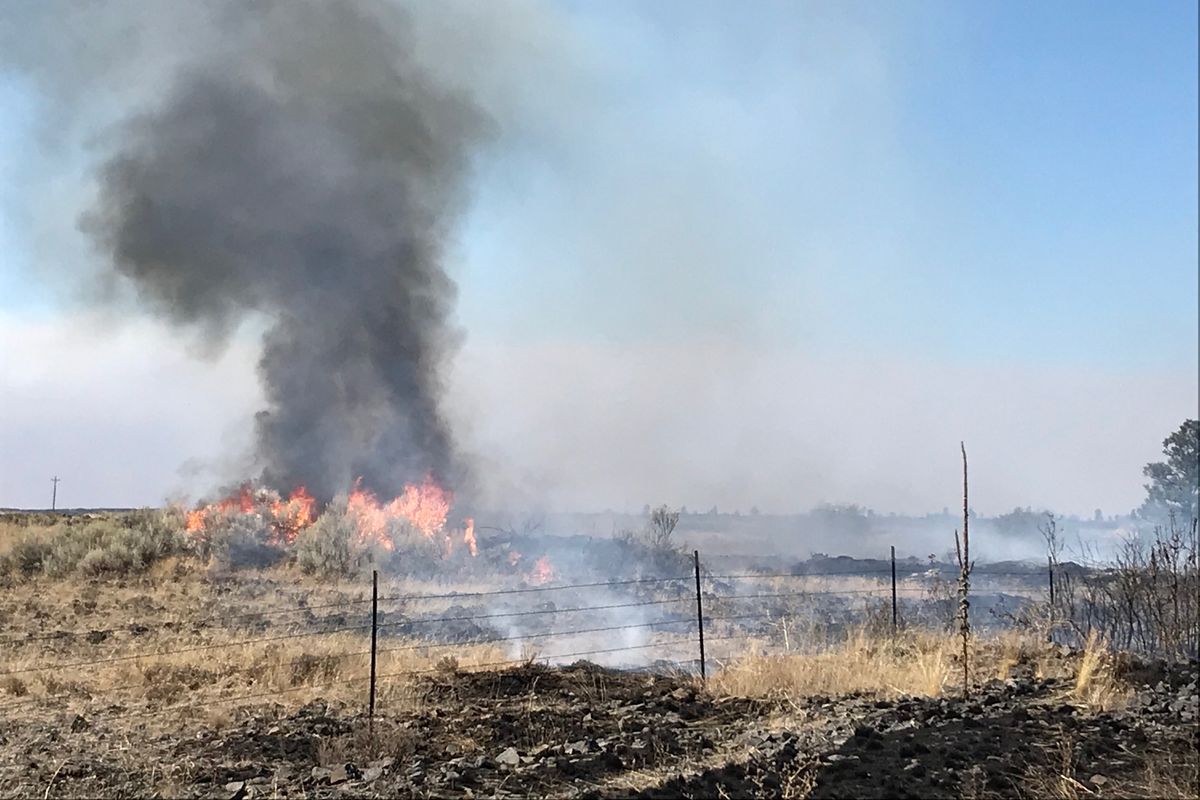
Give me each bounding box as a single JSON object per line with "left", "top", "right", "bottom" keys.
{"left": 368, "top": 569, "right": 378, "bottom": 735}
{"left": 1047, "top": 556, "right": 1055, "bottom": 641}
{"left": 890, "top": 545, "right": 898, "bottom": 634}
{"left": 693, "top": 550, "right": 706, "bottom": 682}
{"left": 1047, "top": 556, "right": 1055, "bottom": 607}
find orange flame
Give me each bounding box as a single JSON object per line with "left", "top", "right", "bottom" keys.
{"left": 463, "top": 517, "right": 477, "bottom": 557}
{"left": 185, "top": 484, "right": 255, "bottom": 534}
{"left": 268, "top": 486, "right": 316, "bottom": 544}
{"left": 184, "top": 477, "right": 472, "bottom": 556}
{"left": 346, "top": 476, "right": 451, "bottom": 550}
{"left": 529, "top": 555, "right": 554, "bottom": 585}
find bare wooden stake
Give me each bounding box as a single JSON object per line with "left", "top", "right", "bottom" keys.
{"left": 890, "top": 545, "right": 898, "bottom": 634}
{"left": 369, "top": 569, "right": 378, "bottom": 735}
{"left": 693, "top": 550, "right": 706, "bottom": 682}
{"left": 956, "top": 442, "right": 973, "bottom": 696}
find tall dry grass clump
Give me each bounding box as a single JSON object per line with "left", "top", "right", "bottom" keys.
{"left": 710, "top": 627, "right": 1110, "bottom": 702}
{"left": 1071, "top": 631, "right": 1130, "bottom": 712}
{"left": 710, "top": 628, "right": 954, "bottom": 699}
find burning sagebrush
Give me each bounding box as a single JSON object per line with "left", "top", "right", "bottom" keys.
{"left": 185, "top": 477, "right": 477, "bottom": 574}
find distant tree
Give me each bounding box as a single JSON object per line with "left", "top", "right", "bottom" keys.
{"left": 1093, "top": 508, "right": 1103, "bottom": 522}
{"left": 1139, "top": 419, "right": 1199, "bottom": 523}
{"left": 993, "top": 507, "right": 1050, "bottom": 539}
{"left": 811, "top": 503, "right": 871, "bottom": 539}
{"left": 646, "top": 505, "right": 680, "bottom": 551}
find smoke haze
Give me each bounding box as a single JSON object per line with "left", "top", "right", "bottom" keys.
{"left": 1, "top": 2, "right": 1194, "bottom": 529}
{"left": 6, "top": 0, "right": 487, "bottom": 500}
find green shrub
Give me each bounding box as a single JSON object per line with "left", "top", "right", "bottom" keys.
{"left": 43, "top": 522, "right": 109, "bottom": 577}
{"left": 1, "top": 510, "right": 187, "bottom": 579}
{"left": 77, "top": 543, "right": 141, "bottom": 576}
{"left": 120, "top": 509, "right": 187, "bottom": 563}
{"left": 187, "top": 510, "right": 285, "bottom": 569}
{"left": 4, "top": 534, "right": 53, "bottom": 576}
{"left": 296, "top": 502, "right": 367, "bottom": 577}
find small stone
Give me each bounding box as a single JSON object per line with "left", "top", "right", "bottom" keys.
{"left": 496, "top": 747, "right": 520, "bottom": 767}
{"left": 310, "top": 767, "right": 331, "bottom": 783}
{"left": 825, "top": 754, "right": 859, "bottom": 763}
{"left": 327, "top": 764, "right": 349, "bottom": 784}
{"left": 1089, "top": 775, "right": 1108, "bottom": 787}
{"left": 223, "top": 781, "right": 246, "bottom": 800}
{"left": 361, "top": 767, "right": 383, "bottom": 783}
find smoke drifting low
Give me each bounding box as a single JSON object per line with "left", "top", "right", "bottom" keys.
{"left": 16, "top": 1, "right": 487, "bottom": 500}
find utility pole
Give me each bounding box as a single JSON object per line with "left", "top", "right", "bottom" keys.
{"left": 51, "top": 476, "right": 60, "bottom": 511}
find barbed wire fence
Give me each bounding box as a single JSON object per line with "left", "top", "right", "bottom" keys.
{"left": 0, "top": 547, "right": 1055, "bottom": 725}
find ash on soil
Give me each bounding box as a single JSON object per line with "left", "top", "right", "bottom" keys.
{"left": 1, "top": 661, "right": 1196, "bottom": 798}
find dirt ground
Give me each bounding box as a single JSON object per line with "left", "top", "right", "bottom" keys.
{"left": 1, "top": 515, "right": 1195, "bottom": 798}
{"left": 1, "top": 659, "right": 1195, "bottom": 799}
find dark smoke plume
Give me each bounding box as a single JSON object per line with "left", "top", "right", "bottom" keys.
{"left": 55, "top": 1, "right": 487, "bottom": 499}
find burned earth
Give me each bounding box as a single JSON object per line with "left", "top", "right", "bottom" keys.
{"left": 1, "top": 658, "right": 1195, "bottom": 799}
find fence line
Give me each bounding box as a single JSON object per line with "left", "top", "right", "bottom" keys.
{"left": 101, "top": 636, "right": 740, "bottom": 722}
{"left": 0, "top": 545, "right": 1077, "bottom": 722}
{"left": 378, "top": 574, "right": 692, "bottom": 602}
{"left": 0, "top": 595, "right": 703, "bottom": 678}
{"left": 0, "top": 574, "right": 695, "bottom": 648}
{"left": 0, "top": 620, "right": 375, "bottom": 677}
{"left": 0, "top": 611, "right": 770, "bottom": 715}
{"left": 707, "top": 569, "right": 1049, "bottom": 581}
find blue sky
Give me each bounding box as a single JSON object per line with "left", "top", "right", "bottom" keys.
{"left": 448, "top": 0, "right": 1198, "bottom": 368}
{"left": 0, "top": 1, "right": 1196, "bottom": 513}
{"left": 4, "top": 1, "right": 1196, "bottom": 365}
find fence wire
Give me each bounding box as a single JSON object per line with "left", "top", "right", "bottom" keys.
{"left": 0, "top": 550, "right": 1065, "bottom": 721}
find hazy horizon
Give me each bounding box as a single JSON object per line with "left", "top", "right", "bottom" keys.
{"left": 2, "top": 1, "right": 1196, "bottom": 517}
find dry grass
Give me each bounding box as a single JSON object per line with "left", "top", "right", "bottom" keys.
{"left": 710, "top": 628, "right": 954, "bottom": 699}
{"left": 1071, "top": 631, "right": 1131, "bottom": 712}
{"left": 0, "top": 623, "right": 515, "bottom": 722}
{"left": 709, "top": 627, "right": 1097, "bottom": 701}
{"left": 1012, "top": 729, "right": 1199, "bottom": 800}
{"left": 0, "top": 522, "right": 700, "bottom": 734}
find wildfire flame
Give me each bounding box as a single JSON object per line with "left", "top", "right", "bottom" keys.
{"left": 269, "top": 486, "right": 316, "bottom": 543}
{"left": 463, "top": 517, "right": 477, "bottom": 558}
{"left": 529, "top": 555, "right": 554, "bottom": 585}
{"left": 184, "top": 484, "right": 315, "bottom": 545}
{"left": 346, "top": 476, "right": 453, "bottom": 551}
{"left": 183, "top": 477, "right": 476, "bottom": 556}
